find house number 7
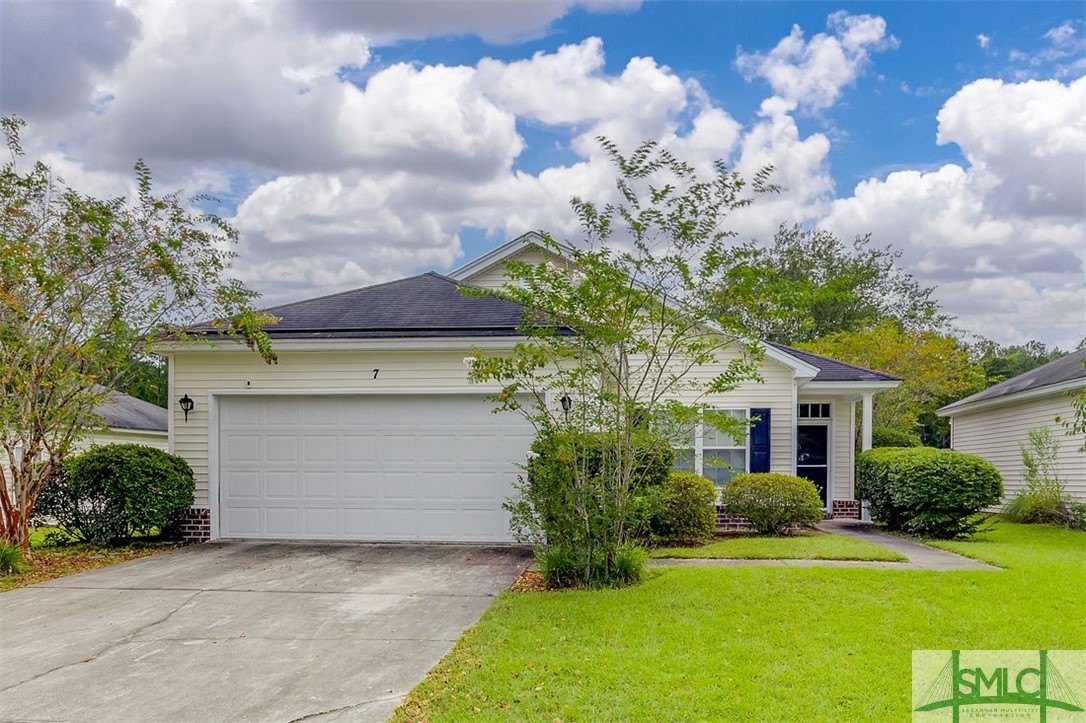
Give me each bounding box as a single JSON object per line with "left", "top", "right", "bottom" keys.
{"left": 373, "top": 369, "right": 380, "bottom": 379}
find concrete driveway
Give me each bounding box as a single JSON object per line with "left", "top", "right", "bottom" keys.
{"left": 0, "top": 542, "right": 530, "bottom": 722}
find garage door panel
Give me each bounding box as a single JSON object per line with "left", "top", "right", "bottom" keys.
{"left": 301, "top": 398, "right": 337, "bottom": 425}
{"left": 218, "top": 395, "right": 531, "bottom": 541}
{"left": 379, "top": 471, "right": 416, "bottom": 500}
{"left": 342, "top": 436, "right": 377, "bottom": 462}
{"left": 303, "top": 435, "right": 337, "bottom": 462}
{"left": 225, "top": 506, "right": 261, "bottom": 535}
{"left": 262, "top": 398, "right": 301, "bottom": 426}
{"left": 341, "top": 471, "right": 378, "bottom": 499}
{"left": 265, "top": 507, "right": 300, "bottom": 536}
{"left": 265, "top": 471, "right": 299, "bottom": 498}
{"left": 336, "top": 399, "right": 375, "bottom": 426}
{"left": 265, "top": 435, "right": 299, "bottom": 462}
{"left": 304, "top": 507, "right": 337, "bottom": 535}
{"left": 222, "top": 397, "right": 262, "bottom": 426}
{"left": 303, "top": 471, "right": 337, "bottom": 498}
{"left": 224, "top": 435, "right": 260, "bottom": 463}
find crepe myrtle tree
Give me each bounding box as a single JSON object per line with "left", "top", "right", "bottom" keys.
{"left": 0, "top": 116, "right": 277, "bottom": 551}
{"left": 463, "top": 137, "right": 778, "bottom": 584}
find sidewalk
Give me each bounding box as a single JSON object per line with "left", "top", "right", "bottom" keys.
{"left": 650, "top": 519, "right": 1000, "bottom": 571}
{"left": 819, "top": 518, "right": 998, "bottom": 571}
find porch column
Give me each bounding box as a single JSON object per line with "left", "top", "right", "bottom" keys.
{"left": 861, "top": 392, "right": 873, "bottom": 452}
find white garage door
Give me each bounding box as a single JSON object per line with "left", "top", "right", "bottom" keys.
{"left": 217, "top": 395, "right": 533, "bottom": 542}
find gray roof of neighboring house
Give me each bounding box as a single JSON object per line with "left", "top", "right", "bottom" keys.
{"left": 940, "top": 348, "right": 1086, "bottom": 412}
{"left": 767, "top": 343, "right": 902, "bottom": 383}
{"left": 94, "top": 389, "right": 168, "bottom": 432}
{"left": 190, "top": 272, "right": 532, "bottom": 339}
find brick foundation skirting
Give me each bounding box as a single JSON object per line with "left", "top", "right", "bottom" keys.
{"left": 178, "top": 507, "right": 211, "bottom": 542}
{"left": 831, "top": 499, "right": 862, "bottom": 519}
{"left": 715, "top": 500, "right": 861, "bottom": 532}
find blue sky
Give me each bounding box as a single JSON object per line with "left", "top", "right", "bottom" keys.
{"left": 1, "top": 1, "right": 1083, "bottom": 348}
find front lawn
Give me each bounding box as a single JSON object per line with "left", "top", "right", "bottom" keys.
{"left": 0, "top": 528, "right": 180, "bottom": 593}
{"left": 395, "top": 523, "right": 1085, "bottom": 721}
{"left": 651, "top": 530, "right": 906, "bottom": 561}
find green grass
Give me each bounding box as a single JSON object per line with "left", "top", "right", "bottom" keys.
{"left": 395, "top": 523, "right": 1085, "bottom": 721}
{"left": 651, "top": 531, "right": 907, "bottom": 562}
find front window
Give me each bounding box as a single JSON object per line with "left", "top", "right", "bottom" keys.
{"left": 669, "top": 408, "right": 748, "bottom": 486}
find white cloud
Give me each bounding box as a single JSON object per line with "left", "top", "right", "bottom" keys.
{"left": 735, "top": 11, "right": 898, "bottom": 112}
{"left": 824, "top": 75, "right": 1086, "bottom": 349}
{"left": 287, "top": 0, "right": 638, "bottom": 44}
{"left": 977, "top": 33, "right": 991, "bottom": 50}
{"left": 1045, "top": 21, "right": 1077, "bottom": 46}
{"left": 5, "top": 4, "right": 1081, "bottom": 349}
{"left": 0, "top": 0, "right": 140, "bottom": 118}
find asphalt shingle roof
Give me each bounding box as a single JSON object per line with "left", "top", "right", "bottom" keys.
{"left": 767, "top": 342, "right": 901, "bottom": 383}
{"left": 94, "top": 389, "right": 168, "bottom": 432}
{"left": 182, "top": 270, "right": 898, "bottom": 385}
{"left": 942, "top": 348, "right": 1086, "bottom": 410}
{"left": 193, "top": 272, "right": 530, "bottom": 339}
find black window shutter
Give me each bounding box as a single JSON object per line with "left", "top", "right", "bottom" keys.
{"left": 749, "top": 408, "right": 771, "bottom": 473}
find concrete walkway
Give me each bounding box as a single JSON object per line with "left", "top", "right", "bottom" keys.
{"left": 651, "top": 519, "right": 999, "bottom": 571}
{"left": 819, "top": 518, "right": 998, "bottom": 571}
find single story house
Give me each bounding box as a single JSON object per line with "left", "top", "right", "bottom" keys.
{"left": 160, "top": 234, "right": 900, "bottom": 542}
{"left": 86, "top": 388, "right": 169, "bottom": 451}
{"left": 937, "top": 349, "right": 1085, "bottom": 502}
{"left": 2, "top": 389, "right": 166, "bottom": 492}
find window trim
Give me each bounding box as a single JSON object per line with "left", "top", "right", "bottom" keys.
{"left": 676, "top": 407, "right": 750, "bottom": 485}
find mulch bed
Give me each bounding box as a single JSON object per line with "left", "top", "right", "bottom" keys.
{"left": 508, "top": 570, "right": 551, "bottom": 593}
{"left": 0, "top": 543, "right": 181, "bottom": 593}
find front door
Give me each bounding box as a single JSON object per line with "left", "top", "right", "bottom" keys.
{"left": 797, "top": 424, "right": 829, "bottom": 507}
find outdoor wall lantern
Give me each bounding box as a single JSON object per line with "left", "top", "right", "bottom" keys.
{"left": 178, "top": 394, "right": 195, "bottom": 422}
{"left": 560, "top": 395, "right": 572, "bottom": 419}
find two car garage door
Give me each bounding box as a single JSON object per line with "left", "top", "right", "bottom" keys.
{"left": 217, "top": 395, "right": 533, "bottom": 542}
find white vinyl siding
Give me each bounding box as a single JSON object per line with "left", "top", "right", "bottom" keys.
{"left": 950, "top": 392, "right": 1085, "bottom": 502}
{"left": 832, "top": 398, "right": 855, "bottom": 502}
{"left": 84, "top": 429, "right": 168, "bottom": 451}
{"left": 464, "top": 247, "right": 569, "bottom": 290}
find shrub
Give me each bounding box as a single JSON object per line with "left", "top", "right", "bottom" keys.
{"left": 632, "top": 471, "right": 716, "bottom": 545}
{"left": 1067, "top": 502, "right": 1086, "bottom": 532}
{"left": 612, "top": 543, "right": 648, "bottom": 585}
{"left": 856, "top": 447, "right": 1002, "bottom": 539}
{"left": 0, "top": 542, "right": 28, "bottom": 574}
{"left": 1003, "top": 426, "right": 1080, "bottom": 528}
{"left": 718, "top": 473, "right": 823, "bottom": 535}
{"left": 871, "top": 427, "right": 922, "bottom": 448}
{"left": 536, "top": 545, "right": 586, "bottom": 588}
{"left": 507, "top": 429, "right": 673, "bottom": 587}
{"left": 34, "top": 444, "right": 195, "bottom": 546}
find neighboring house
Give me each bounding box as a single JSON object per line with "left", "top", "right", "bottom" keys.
{"left": 937, "top": 349, "right": 1086, "bottom": 502}
{"left": 86, "top": 388, "right": 169, "bottom": 451}
{"left": 159, "top": 234, "right": 900, "bottom": 543}
{"left": 2, "top": 389, "right": 167, "bottom": 492}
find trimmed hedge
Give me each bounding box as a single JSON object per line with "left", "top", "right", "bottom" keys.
{"left": 718, "top": 473, "right": 823, "bottom": 535}
{"left": 871, "top": 427, "right": 923, "bottom": 448}
{"left": 632, "top": 471, "right": 716, "bottom": 545}
{"left": 856, "top": 447, "right": 1002, "bottom": 539}
{"left": 34, "top": 444, "right": 195, "bottom": 546}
